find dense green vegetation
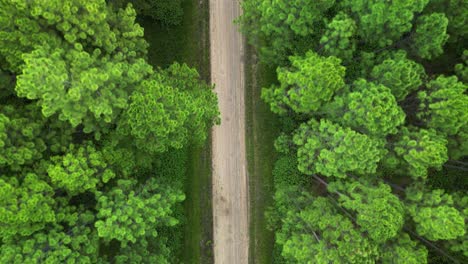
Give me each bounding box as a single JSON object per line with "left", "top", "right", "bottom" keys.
{"left": 0, "top": 0, "right": 218, "bottom": 263}
{"left": 239, "top": 0, "right": 467, "bottom": 263}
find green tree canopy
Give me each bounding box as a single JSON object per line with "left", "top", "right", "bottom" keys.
{"left": 326, "top": 79, "right": 406, "bottom": 136}
{"left": 262, "top": 51, "right": 346, "bottom": 115}
{"left": 292, "top": 119, "right": 386, "bottom": 178}
{"left": 109, "top": 0, "right": 183, "bottom": 25}
{"left": 409, "top": 13, "right": 449, "bottom": 59}
{"left": 380, "top": 233, "right": 428, "bottom": 264}
{"left": 328, "top": 180, "right": 405, "bottom": 243}
{"left": 0, "top": 173, "right": 55, "bottom": 240}
{"left": 405, "top": 186, "right": 466, "bottom": 241}
{"left": 47, "top": 142, "right": 115, "bottom": 195}
{"left": 370, "top": 52, "right": 426, "bottom": 101}
{"left": 319, "top": 12, "right": 358, "bottom": 62}
{"left": 417, "top": 75, "right": 468, "bottom": 136}
{"left": 384, "top": 127, "right": 448, "bottom": 179}
{"left": 340, "top": 0, "right": 428, "bottom": 47}
{"left": 271, "top": 187, "right": 379, "bottom": 263}
{"left": 0, "top": 0, "right": 148, "bottom": 73}
{"left": 117, "top": 63, "right": 219, "bottom": 154}
{"left": 95, "top": 178, "right": 184, "bottom": 247}
{"left": 238, "top": 0, "right": 336, "bottom": 64}
{"left": 0, "top": 209, "right": 99, "bottom": 264}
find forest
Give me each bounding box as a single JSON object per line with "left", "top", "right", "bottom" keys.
{"left": 239, "top": 0, "right": 467, "bottom": 263}
{"left": 0, "top": 0, "right": 218, "bottom": 263}
{"left": 0, "top": 0, "right": 467, "bottom": 263}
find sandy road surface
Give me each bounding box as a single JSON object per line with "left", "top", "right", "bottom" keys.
{"left": 210, "top": 0, "right": 249, "bottom": 263}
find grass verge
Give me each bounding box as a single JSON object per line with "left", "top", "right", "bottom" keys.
{"left": 244, "top": 43, "right": 280, "bottom": 264}
{"left": 139, "top": 0, "right": 213, "bottom": 263}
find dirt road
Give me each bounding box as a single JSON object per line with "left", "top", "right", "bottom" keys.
{"left": 210, "top": 0, "right": 249, "bottom": 263}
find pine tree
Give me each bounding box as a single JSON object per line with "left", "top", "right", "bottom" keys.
{"left": 417, "top": 75, "right": 468, "bottom": 136}
{"left": 292, "top": 119, "right": 386, "bottom": 178}
{"left": 326, "top": 79, "right": 406, "bottom": 136}
{"left": 405, "top": 185, "right": 466, "bottom": 241}
{"left": 95, "top": 178, "right": 184, "bottom": 247}
{"left": 371, "top": 52, "right": 426, "bottom": 101}
{"left": 328, "top": 180, "right": 405, "bottom": 243}
{"left": 262, "top": 51, "right": 346, "bottom": 115}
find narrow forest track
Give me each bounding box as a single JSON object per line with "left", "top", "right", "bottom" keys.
{"left": 210, "top": 0, "right": 249, "bottom": 263}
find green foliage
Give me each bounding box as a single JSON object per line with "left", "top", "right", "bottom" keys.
{"left": 0, "top": 173, "right": 55, "bottom": 239}
{"left": 0, "top": 0, "right": 148, "bottom": 73}
{"left": 117, "top": 63, "right": 219, "bottom": 154}
{"left": 406, "top": 186, "right": 466, "bottom": 241}
{"left": 380, "top": 233, "right": 428, "bottom": 264}
{"left": 243, "top": 0, "right": 468, "bottom": 261}
{"left": 326, "top": 79, "right": 406, "bottom": 136}
{"left": 371, "top": 52, "right": 426, "bottom": 101}
{"left": 0, "top": 220, "right": 99, "bottom": 264}
{"left": 110, "top": 0, "right": 183, "bottom": 25}
{"left": 261, "top": 51, "right": 346, "bottom": 115}
{"left": 16, "top": 45, "right": 153, "bottom": 132}
{"left": 455, "top": 50, "right": 468, "bottom": 82}
{"left": 292, "top": 119, "right": 386, "bottom": 178}
{"left": 0, "top": 105, "right": 46, "bottom": 170}
{"left": 272, "top": 155, "right": 308, "bottom": 189}
{"left": 384, "top": 127, "right": 448, "bottom": 179}
{"left": 341, "top": 0, "right": 429, "bottom": 47}
{"left": 448, "top": 126, "right": 468, "bottom": 160}
{"left": 272, "top": 187, "right": 379, "bottom": 263}
{"left": 95, "top": 178, "right": 185, "bottom": 247}
{"left": 410, "top": 13, "right": 449, "bottom": 59}
{"left": 446, "top": 192, "right": 468, "bottom": 257}
{"left": 0, "top": 0, "right": 218, "bottom": 262}
{"left": 328, "top": 180, "right": 405, "bottom": 243}
{"left": 113, "top": 236, "right": 171, "bottom": 264}
{"left": 417, "top": 75, "right": 468, "bottom": 136}
{"left": 320, "top": 12, "right": 358, "bottom": 62}
{"left": 238, "top": 0, "right": 336, "bottom": 64}
{"left": 47, "top": 142, "right": 115, "bottom": 195}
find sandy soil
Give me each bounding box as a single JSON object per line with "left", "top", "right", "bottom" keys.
{"left": 210, "top": 0, "right": 249, "bottom": 263}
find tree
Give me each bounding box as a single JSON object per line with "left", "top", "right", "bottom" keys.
{"left": 370, "top": 52, "right": 426, "bottom": 101}
{"left": 0, "top": 173, "right": 55, "bottom": 240}
{"left": 0, "top": 105, "right": 46, "bottom": 171}
{"left": 271, "top": 187, "right": 379, "bottom": 263}
{"left": 0, "top": 209, "right": 99, "bottom": 264}
{"left": 328, "top": 180, "right": 405, "bottom": 243}
{"left": 326, "top": 79, "right": 406, "bottom": 136}
{"left": 448, "top": 126, "right": 468, "bottom": 160}
{"left": 1, "top": 0, "right": 151, "bottom": 133}
{"left": 117, "top": 63, "right": 219, "bottom": 154}
{"left": 409, "top": 13, "right": 449, "bottom": 59}
{"left": 238, "top": 0, "right": 336, "bottom": 64}
{"left": 292, "top": 119, "right": 386, "bottom": 178}
{"left": 319, "top": 12, "right": 358, "bottom": 62}
{"left": 95, "top": 178, "right": 184, "bottom": 247}
{"left": 47, "top": 142, "right": 116, "bottom": 195}
{"left": 0, "top": 0, "right": 148, "bottom": 73}
{"left": 16, "top": 45, "right": 153, "bottom": 133}
{"left": 384, "top": 127, "right": 448, "bottom": 179}
{"left": 446, "top": 192, "right": 468, "bottom": 257}
{"left": 112, "top": 237, "right": 171, "bottom": 264}
{"left": 0, "top": 104, "right": 73, "bottom": 171}
{"left": 417, "top": 75, "right": 468, "bottom": 136}
{"left": 424, "top": 0, "right": 467, "bottom": 42}
{"left": 261, "top": 51, "right": 346, "bottom": 115}
{"left": 340, "top": 0, "right": 428, "bottom": 47}
{"left": 380, "top": 233, "right": 428, "bottom": 264}
{"left": 405, "top": 185, "right": 466, "bottom": 241}
{"left": 455, "top": 50, "right": 468, "bottom": 82}
{"left": 109, "top": 0, "right": 184, "bottom": 25}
